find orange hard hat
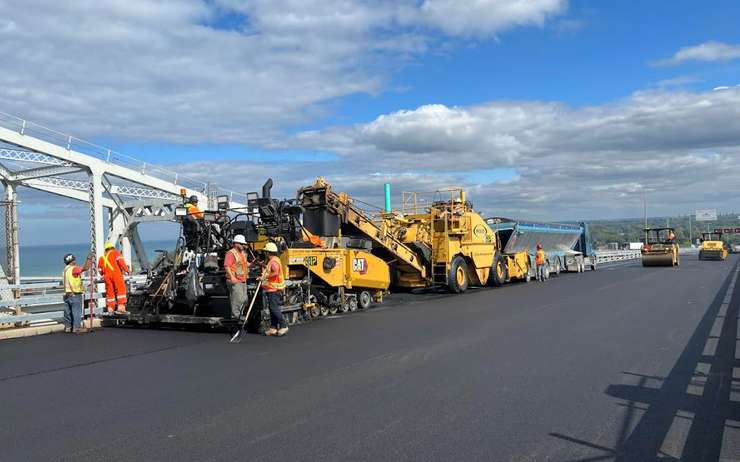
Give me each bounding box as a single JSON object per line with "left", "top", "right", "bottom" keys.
{"left": 536, "top": 243, "right": 543, "bottom": 249}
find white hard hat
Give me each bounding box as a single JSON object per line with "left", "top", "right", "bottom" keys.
{"left": 264, "top": 242, "right": 279, "bottom": 253}
{"left": 233, "top": 234, "right": 247, "bottom": 245}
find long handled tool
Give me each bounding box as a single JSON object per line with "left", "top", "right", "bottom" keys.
{"left": 87, "top": 254, "right": 96, "bottom": 331}
{"left": 229, "top": 278, "right": 263, "bottom": 344}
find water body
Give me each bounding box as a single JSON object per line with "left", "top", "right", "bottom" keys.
{"left": 4, "top": 240, "right": 177, "bottom": 277}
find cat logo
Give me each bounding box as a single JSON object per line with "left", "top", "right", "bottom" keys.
{"left": 303, "top": 256, "right": 318, "bottom": 267}
{"left": 473, "top": 224, "right": 488, "bottom": 237}
{"left": 352, "top": 258, "right": 368, "bottom": 274}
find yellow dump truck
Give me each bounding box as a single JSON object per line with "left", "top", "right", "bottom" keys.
{"left": 698, "top": 232, "right": 728, "bottom": 261}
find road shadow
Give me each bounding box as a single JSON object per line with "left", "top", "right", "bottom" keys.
{"left": 550, "top": 260, "right": 740, "bottom": 461}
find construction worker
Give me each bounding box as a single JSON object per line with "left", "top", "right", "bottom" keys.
{"left": 62, "top": 253, "right": 92, "bottom": 333}
{"left": 98, "top": 242, "right": 130, "bottom": 313}
{"left": 667, "top": 230, "right": 676, "bottom": 242}
{"left": 225, "top": 234, "right": 250, "bottom": 319}
{"left": 535, "top": 243, "right": 547, "bottom": 282}
{"left": 262, "top": 242, "right": 288, "bottom": 337}
{"left": 184, "top": 195, "right": 204, "bottom": 219}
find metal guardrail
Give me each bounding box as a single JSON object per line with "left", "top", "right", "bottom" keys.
{"left": 594, "top": 250, "right": 642, "bottom": 264}
{"left": 0, "top": 279, "right": 105, "bottom": 325}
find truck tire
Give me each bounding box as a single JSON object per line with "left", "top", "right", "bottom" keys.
{"left": 525, "top": 263, "right": 532, "bottom": 282}
{"left": 448, "top": 256, "right": 469, "bottom": 293}
{"left": 358, "top": 290, "right": 372, "bottom": 310}
{"left": 489, "top": 252, "right": 508, "bottom": 287}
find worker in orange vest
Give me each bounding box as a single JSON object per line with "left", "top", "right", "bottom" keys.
{"left": 184, "top": 195, "right": 204, "bottom": 219}
{"left": 224, "top": 234, "right": 250, "bottom": 320}
{"left": 98, "top": 241, "right": 130, "bottom": 313}
{"left": 262, "top": 242, "right": 287, "bottom": 337}
{"left": 535, "top": 243, "right": 547, "bottom": 282}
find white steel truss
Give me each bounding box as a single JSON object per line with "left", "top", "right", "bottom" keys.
{"left": 0, "top": 111, "right": 246, "bottom": 280}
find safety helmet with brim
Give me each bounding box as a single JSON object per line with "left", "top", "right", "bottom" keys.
{"left": 264, "top": 242, "right": 279, "bottom": 253}
{"left": 64, "top": 253, "right": 76, "bottom": 264}
{"left": 233, "top": 234, "right": 247, "bottom": 245}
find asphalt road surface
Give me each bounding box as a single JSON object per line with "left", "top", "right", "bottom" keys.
{"left": 2, "top": 256, "right": 740, "bottom": 461}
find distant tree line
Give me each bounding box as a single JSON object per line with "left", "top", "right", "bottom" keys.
{"left": 587, "top": 213, "right": 740, "bottom": 248}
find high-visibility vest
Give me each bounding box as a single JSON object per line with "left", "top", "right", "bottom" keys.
{"left": 63, "top": 264, "right": 83, "bottom": 294}
{"left": 185, "top": 203, "right": 204, "bottom": 219}
{"left": 100, "top": 249, "right": 129, "bottom": 275}
{"left": 535, "top": 249, "right": 546, "bottom": 265}
{"left": 263, "top": 256, "right": 285, "bottom": 292}
{"left": 227, "top": 248, "right": 249, "bottom": 280}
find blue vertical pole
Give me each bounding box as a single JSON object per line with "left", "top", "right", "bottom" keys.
{"left": 384, "top": 183, "right": 391, "bottom": 212}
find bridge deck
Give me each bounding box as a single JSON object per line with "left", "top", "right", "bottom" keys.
{"left": 1, "top": 257, "right": 739, "bottom": 461}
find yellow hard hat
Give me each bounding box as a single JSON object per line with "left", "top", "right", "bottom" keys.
{"left": 264, "top": 242, "right": 279, "bottom": 253}
{"left": 104, "top": 241, "right": 115, "bottom": 249}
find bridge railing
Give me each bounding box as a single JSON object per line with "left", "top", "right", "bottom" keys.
{"left": 594, "top": 250, "right": 641, "bottom": 263}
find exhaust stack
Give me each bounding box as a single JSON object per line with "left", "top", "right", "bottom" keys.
{"left": 262, "top": 178, "right": 273, "bottom": 199}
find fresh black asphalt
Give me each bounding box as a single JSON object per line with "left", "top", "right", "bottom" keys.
{"left": 2, "top": 256, "right": 739, "bottom": 461}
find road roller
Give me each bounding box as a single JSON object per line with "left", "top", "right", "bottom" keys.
{"left": 698, "top": 232, "right": 728, "bottom": 260}
{"left": 641, "top": 227, "right": 680, "bottom": 267}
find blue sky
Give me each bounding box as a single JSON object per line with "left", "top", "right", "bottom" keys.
{"left": 2, "top": 0, "right": 740, "bottom": 245}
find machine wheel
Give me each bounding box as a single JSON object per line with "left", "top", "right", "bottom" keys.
{"left": 358, "top": 291, "right": 372, "bottom": 310}
{"left": 448, "top": 256, "right": 469, "bottom": 293}
{"left": 348, "top": 296, "right": 358, "bottom": 312}
{"left": 319, "top": 304, "right": 330, "bottom": 316}
{"left": 329, "top": 293, "right": 340, "bottom": 314}
{"left": 489, "top": 252, "right": 508, "bottom": 287}
{"left": 525, "top": 264, "right": 531, "bottom": 283}
{"left": 544, "top": 266, "right": 550, "bottom": 280}
{"left": 308, "top": 295, "right": 320, "bottom": 318}
{"left": 554, "top": 259, "right": 561, "bottom": 275}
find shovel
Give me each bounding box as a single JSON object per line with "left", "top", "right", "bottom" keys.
{"left": 229, "top": 278, "right": 263, "bottom": 344}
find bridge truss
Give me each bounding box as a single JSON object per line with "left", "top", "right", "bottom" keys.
{"left": 0, "top": 111, "right": 246, "bottom": 288}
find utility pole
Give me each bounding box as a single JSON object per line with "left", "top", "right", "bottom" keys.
{"left": 689, "top": 213, "right": 692, "bottom": 246}
{"left": 642, "top": 187, "right": 647, "bottom": 242}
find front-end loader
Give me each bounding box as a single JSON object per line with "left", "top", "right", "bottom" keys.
{"left": 641, "top": 228, "right": 680, "bottom": 267}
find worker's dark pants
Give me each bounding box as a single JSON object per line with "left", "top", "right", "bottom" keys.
{"left": 265, "top": 291, "right": 286, "bottom": 329}
{"left": 63, "top": 293, "right": 83, "bottom": 330}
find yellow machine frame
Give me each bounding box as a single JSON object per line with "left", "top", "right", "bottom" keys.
{"left": 699, "top": 232, "right": 728, "bottom": 261}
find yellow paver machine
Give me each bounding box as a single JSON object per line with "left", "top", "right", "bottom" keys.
{"left": 641, "top": 227, "right": 680, "bottom": 267}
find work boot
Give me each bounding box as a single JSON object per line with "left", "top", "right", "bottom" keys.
{"left": 74, "top": 327, "right": 89, "bottom": 334}
{"left": 265, "top": 328, "right": 278, "bottom": 336}
{"left": 64, "top": 327, "right": 72, "bottom": 333}
{"left": 277, "top": 327, "right": 289, "bottom": 337}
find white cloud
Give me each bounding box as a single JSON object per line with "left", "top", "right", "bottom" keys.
{"left": 655, "top": 41, "right": 740, "bottom": 66}
{"left": 419, "top": 0, "right": 566, "bottom": 37}
{"left": 0, "top": 0, "right": 566, "bottom": 145}
{"left": 287, "top": 88, "right": 740, "bottom": 220}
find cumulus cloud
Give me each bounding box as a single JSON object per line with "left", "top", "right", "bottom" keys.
{"left": 419, "top": 0, "right": 566, "bottom": 37}
{"left": 285, "top": 88, "right": 740, "bottom": 220}
{"left": 0, "top": 0, "right": 566, "bottom": 144}
{"left": 655, "top": 41, "right": 740, "bottom": 66}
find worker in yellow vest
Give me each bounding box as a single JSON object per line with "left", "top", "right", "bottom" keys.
{"left": 224, "top": 234, "right": 250, "bottom": 319}
{"left": 262, "top": 242, "right": 287, "bottom": 337}
{"left": 62, "top": 253, "right": 92, "bottom": 333}
{"left": 535, "top": 244, "right": 547, "bottom": 282}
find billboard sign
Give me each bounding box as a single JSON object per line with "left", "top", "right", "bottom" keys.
{"left": 696, "top": 209, "right": 718, "bottom": 221}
